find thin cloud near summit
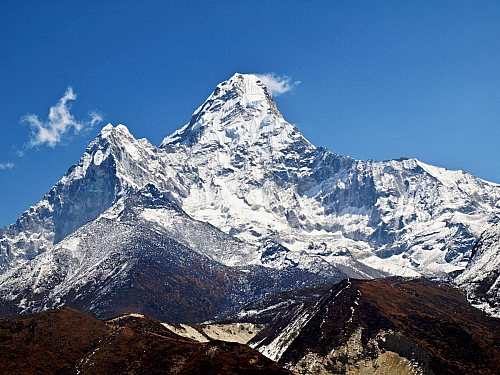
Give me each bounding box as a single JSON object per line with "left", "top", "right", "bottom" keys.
{"left": 21, "top": 87, "right": 103, "bottom": 149}
{"left": 255, "top": 73, "right": 300, "bottom": 96}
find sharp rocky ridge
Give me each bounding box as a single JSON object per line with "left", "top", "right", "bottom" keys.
{"left": 1, "top": 73, "right": 500, "bottom": 318}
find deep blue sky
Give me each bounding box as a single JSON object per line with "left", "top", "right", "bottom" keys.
{"left": 1, "top": 1, "right": 499, "bottom": 227}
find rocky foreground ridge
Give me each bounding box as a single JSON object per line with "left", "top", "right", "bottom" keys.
{"left": 2, "top": 276, "right": 500, "bottom": 375}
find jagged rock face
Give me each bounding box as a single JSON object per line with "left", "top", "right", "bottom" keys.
{"left": 241, "top": 278, "right": 500, "bottom": 375}
{"left": 1, "top": 72, "right": 500, "bottom": 288}
{"left": 51, "top": 148, "right": 120, "bottom": 244}
{"left": 455, "top": 220, "right": 500, "bottom": 317}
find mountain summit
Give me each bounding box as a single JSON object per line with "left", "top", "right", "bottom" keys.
{"left": 161, "top": 73, "right": 310, "bottom": 152}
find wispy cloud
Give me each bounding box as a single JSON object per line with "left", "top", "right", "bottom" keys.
{"left": 21, "top": 87, "right": 103, "bottom": 148}
{"left": 0, "top": 163, "right": 14, "bottom": 170}
{"left": 255, "top": 73, "right": 300, "bottom": 96}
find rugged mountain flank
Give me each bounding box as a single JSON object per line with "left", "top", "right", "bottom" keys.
{"left": 0, "top": 185, "right": 342, "bottom": 322}
{"left": 0, "top": 308, "right": 111, "bottom": 374}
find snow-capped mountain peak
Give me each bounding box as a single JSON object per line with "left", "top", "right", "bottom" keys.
{"left": 2, "top": 73, "right": 500, "bottom": 321}
{"left": 58, "top": 122, "right": 166, "bottom": 198}
{"left": 98, "top": 122, "right": 132, "bottom": 138}
{"left": 160, "top": 73, "right": 310, "bottom": 151}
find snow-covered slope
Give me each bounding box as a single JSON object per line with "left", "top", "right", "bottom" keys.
{"left": 455, "top": 220, "right": 500, "bottom": 317}
{"left": 1, "top": 72, "right": 499, "bottom": 283}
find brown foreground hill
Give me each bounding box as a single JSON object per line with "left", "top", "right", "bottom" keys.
{"left": 245, "top": 277, "right": 500, "bottom": 375}
{"left": 2, "top": 278, "right": 500, "bottom": 375}
{"left": 0, "top": 308, "right": 291, "bottom": 375}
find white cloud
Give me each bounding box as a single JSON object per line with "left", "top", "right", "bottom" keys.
{"left": 21, "top": 87, "right": 103, "bottom": 148}
{"left": 255, "top": 73, "right": 300, "bottom": 96}
{"left": 89, "top": 111, "right": 103, "bottom": 128}
{"left": 0, "top": 163, "right": 14, "bottom": 170}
